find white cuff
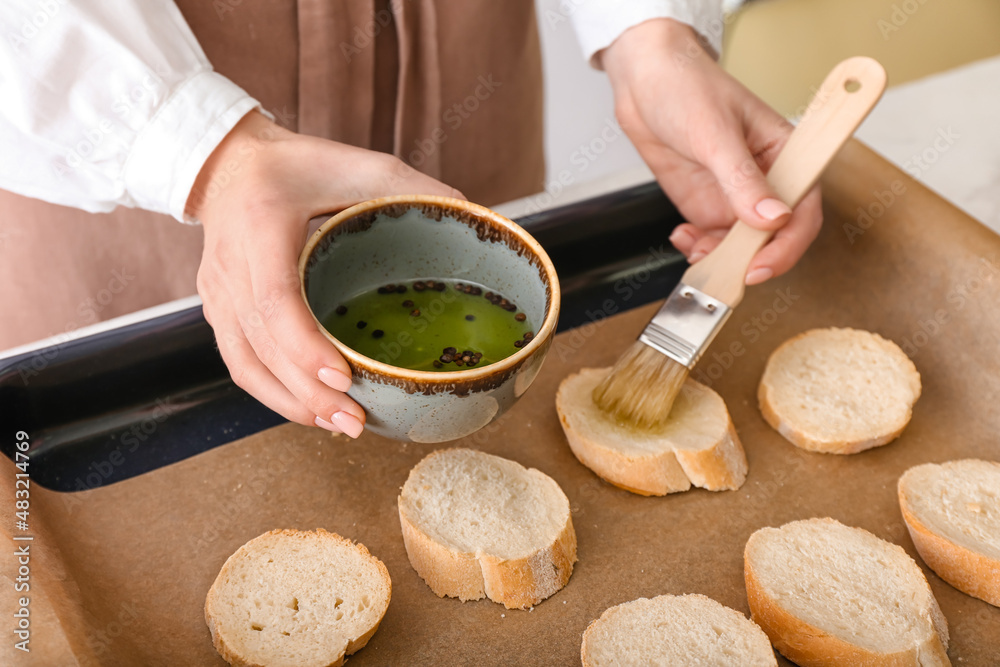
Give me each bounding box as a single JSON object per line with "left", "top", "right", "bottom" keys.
{"left": 568, "top": 0, "right": 725, "bottom": 68}
{"left": 123, "top": 70, "right": 261, "bottom": 223}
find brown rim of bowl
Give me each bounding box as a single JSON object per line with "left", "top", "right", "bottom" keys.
{"left": 298, "top": 194, "right": 561, "bottom": 385}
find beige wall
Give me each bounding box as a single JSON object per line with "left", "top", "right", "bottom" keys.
{"left": 723, "top": 0, "right": 1000, "bottom": 116}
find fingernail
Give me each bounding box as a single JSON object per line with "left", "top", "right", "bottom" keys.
{"left": 755, "top": 198, "right": 792, "bottom": 222}
{"left": 314, "top": 416, "right": 342, "bottom": 434}
{"left": 669, "top": 227, "right": 693, "bottom": 247}
{"left": 331, "top": 411, "right": 364, "bottom": 439}
{"left": 688, "top": 251, "right": 707, "bottom": 263}
{"left": 745, "top": 267, "right": 773, "bottom": 285}
{"left": 318, "top": 367, "right": 352, "bottom": 392}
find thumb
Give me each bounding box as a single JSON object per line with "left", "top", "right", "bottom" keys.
{"left": 342, "top": 149, "right": 465, "bottom": 203}
{"left": 306, "top": 143, "right": 466, "bottom": 217}
{"left": 378, "top": 157, "right": 467, "bottom": 201}
{"left": 703, "top": 132, "right": 791, "bottom": 231}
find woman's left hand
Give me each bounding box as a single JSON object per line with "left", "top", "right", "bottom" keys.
{"left": 603, "top": 18, "right": 823, "bottom": 285}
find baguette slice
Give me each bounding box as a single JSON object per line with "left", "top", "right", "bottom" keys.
{"left": 898, "top": 459, "right": 1000, "bottom": 606}
{"left": 744, "top": 518, "right": 950, "bottom": 666}
{"left": 581, "top": 594, "right": 777, "bottom": 666}
{"left": 398, "top": 448, "right": 576, "bottom": 609}
{"left": 205, "top": 529, "right": 391, "bottom": 667}
{"left": 758, "top": 328, "right": 921, "bottom": 454}
{"left": 556, "top": 367, "right": 747, "bottom": 496}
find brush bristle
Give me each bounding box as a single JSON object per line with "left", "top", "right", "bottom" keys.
{"left": 592, "top": 342, "right": 690, "bottom": 427}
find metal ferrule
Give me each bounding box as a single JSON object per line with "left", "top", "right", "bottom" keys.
{"left": 638, "top": 282, "right": 732, "bottom": 368}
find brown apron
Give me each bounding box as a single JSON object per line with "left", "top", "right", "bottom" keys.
{"left": 0, "top": 0, "right": 544, "bottom": 350}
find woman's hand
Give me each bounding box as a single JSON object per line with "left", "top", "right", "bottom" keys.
{"left": 603, "top": 18, "right": 822, "bottom": 285}
{"left": 187, "top": 111, "right": 463, "bottom": 437}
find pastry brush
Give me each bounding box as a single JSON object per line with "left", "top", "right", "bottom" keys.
{"left": 593, "top": 56, "right": 887, "bottom": 427}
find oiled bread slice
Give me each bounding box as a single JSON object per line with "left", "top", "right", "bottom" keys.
{"left": 556, "top": 367, "right": 747, "bottom": 496}
{"left": 898, "top": 459, "right": 1000, "bottom": 606}
{"left": 744, "top": 518, "right": 950, "bottom": 666}
{"left": 205, "top": 529, "right": 390, "bottom": 667}
{"left": 758, "top": 327, "right": 921, "bottom": 454}
{"left": 581, "top": 594, "right": 777, "bottom": 666}
{"left": 398, "top": 448, "right": 576, "bottom": 610}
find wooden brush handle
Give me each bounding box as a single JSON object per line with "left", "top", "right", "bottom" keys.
{"left": 681, "top": 56, "right": 887, "bottom": 307}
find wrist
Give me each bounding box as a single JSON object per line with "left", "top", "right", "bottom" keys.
{"left": 185, "top": 110, "right": 289, "bottom": 223}
{"left": 603, "top": 18, "right": 704, "bottom": 87}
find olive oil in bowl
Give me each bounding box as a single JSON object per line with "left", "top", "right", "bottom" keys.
{"left": 322, "top": 279, "right": 534, "bottom": 372}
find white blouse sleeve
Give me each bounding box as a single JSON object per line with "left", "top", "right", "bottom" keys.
{"left": 567, "top": 0, "right": 725, "bottom": 67}
{"left": 0, "top": 0, "right": 263, "bottom": 223}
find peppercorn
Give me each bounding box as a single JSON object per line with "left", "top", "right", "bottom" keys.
{"left": 515, "top": 312, "right": 526, "bottom": 322}
{"left": 357, "top": 321, "right": 367, "bottom": 329}
{"left": 335, "top": 305, "right": 348, "bottom": 315}
{"left": 372, "top": 329, "right": 384, "bottom": 339}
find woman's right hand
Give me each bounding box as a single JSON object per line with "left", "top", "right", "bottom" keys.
{"left": 187, "top": 111, "right": 464, "bottom": 437}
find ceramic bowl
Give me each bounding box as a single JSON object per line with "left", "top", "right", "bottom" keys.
{"left": 299, "top": 195, "right": 560, "bottom": 443}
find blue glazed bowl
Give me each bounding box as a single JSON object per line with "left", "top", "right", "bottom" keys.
{"left": 299, "top": 195, "right": 560, "bottom": 443}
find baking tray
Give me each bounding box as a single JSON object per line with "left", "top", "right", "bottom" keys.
{"left": 0, "top": 181, "right": 688, "bottom": 491}
{"left": 7, "top": 142, "right": 1000, "bottom": 666}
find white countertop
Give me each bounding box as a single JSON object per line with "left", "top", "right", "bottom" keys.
{"left": 856, "top": 55, "right": 1000, "bottom": 236}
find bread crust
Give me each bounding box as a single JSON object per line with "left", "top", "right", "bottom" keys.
{"left": 674, "top": 420, "right": 747, "bottom": 490}
{"left": 758, "top": 381, "right": 909, "bottom": 455}
{"left": 397, "top": 449, "right": 577, "bottom": 610}
{"left": 558, "top": 411, "right": 690, "bottom": 495}
{"left": 899, "top": 483, "right": 1000, "bottom": 607}
{"left": 397, "top": 504, "right": 490, "bottom": 602}
{"left": 757, "top": 328, "right": 919, "bottom": 455}
{"left": 581, "top": 594, "right": 777, "bottom": 666}
{"left": 744, "top": 525, "right": 951, "bottom": 667}
{"left": 556, "top": 369, "right": 747, "bottom": 496}
{"left": 398, "top": 499, "right": 577, "bottom": 610}
{"left": 204, "top": 529, "right": 391, "bottom": 667}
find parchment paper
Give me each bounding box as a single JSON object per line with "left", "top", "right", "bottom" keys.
{"left": 8, "top": 141, "right": 1000, "bottom": 666}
